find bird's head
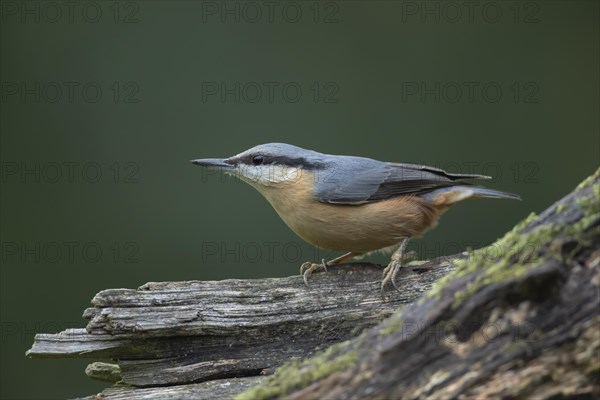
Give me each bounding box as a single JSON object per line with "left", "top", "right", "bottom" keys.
{"left": 191, "top": 143, "right": 325, "bottom": 189}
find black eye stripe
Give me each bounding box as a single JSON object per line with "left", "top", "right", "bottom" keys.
{"left": 241, "top": 154, "right": 320, "bottom": 170}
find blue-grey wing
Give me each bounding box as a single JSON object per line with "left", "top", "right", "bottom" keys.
{"left": 314, "top": 156, "right": 489, "bottom": 205}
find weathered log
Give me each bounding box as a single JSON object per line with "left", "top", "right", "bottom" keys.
{"left": 72, "top": 377, "right": 264, "bottom": 400}
{"left": 27, "top": 243, "right": 457, "bottom": 398}
{"left": 240, "top": 168, "right": 600, "bottom": 399}
{"left": 27, "top": 169, "right": 599, "bottom": 399}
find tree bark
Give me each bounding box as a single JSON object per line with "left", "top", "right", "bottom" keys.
{"left": 27, "top": 169, "right": 599, "bottom": 399}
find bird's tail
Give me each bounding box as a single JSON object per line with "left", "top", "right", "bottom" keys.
{"left": 423, "top": 185, "right": 521, "bottom": 205}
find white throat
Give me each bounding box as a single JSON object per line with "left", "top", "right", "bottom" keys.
{"left": 233, "top": 164, "right": 304, "bottom": 187}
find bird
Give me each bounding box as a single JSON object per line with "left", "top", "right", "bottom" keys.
{"left": 191, "top": 143, "right": 520, "bottom": 296}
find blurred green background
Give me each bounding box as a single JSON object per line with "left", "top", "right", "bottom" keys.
{"left": 1, "top": 1, "right": 598, "bottom": 399}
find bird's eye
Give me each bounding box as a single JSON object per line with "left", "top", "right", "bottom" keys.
{"left": 252, "top": 155, "right": 264, "bottom": 166}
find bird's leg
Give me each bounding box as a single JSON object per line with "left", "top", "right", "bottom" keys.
{"left": 381, "top": 238, "right": 409, "bottom": 297}
{"left": 300, "top": 251, "right": 361, "bottom": 287}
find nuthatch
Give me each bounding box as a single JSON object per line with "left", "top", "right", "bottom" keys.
{"left": 192, "top": 143, "right": 520, "bottom": 296}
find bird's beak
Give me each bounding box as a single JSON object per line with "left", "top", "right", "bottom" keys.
{"left": 190, "top": 158, "right": 233, "bottom": 169}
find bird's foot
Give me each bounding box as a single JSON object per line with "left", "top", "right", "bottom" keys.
{"left": 381, "top": 259, "right": 403, "bottom": 298}
{"left": 300, "top": 259, "right": 329, "bottom": 287}
{"left": 381, "top": 238, "right": 410, "bottom": 299}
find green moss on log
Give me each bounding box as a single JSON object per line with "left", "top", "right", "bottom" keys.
{"left": 236, "top": 341, "right": 359, "bottom": 400}
{"left": 428, "top": 168, "right": 599, "bottom": 310}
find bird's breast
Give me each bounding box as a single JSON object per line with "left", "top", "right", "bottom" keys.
{"left": 254, "top": 173, "right": 443, "bottom": 253}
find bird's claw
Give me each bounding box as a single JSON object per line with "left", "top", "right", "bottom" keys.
{"left": 300, "top": 259, "right": 329, "bottom": 287}
{"left": 381, "top": 260, "right": 403, "bottom": 299}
